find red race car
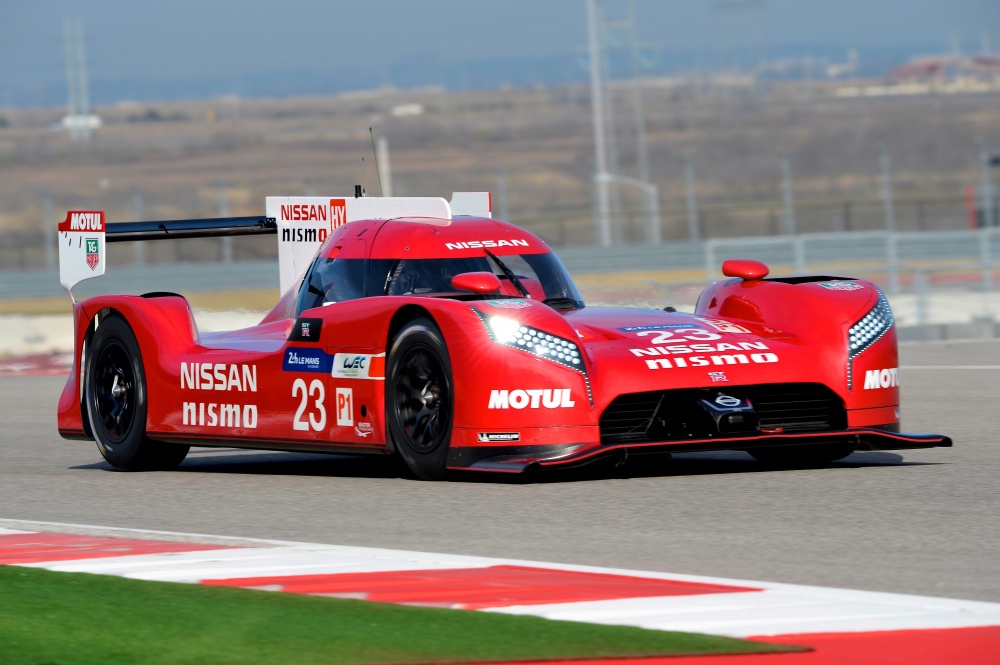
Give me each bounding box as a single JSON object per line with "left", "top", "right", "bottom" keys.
{"left": 56, "top": 192, "right": 950, "bottom": 480}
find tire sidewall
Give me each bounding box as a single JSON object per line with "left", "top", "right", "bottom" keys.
{"left": 86, "top": 315, "right": 149, "bottom": 469}
{"left": 385, "top": 317, "right": 453, "bottom": 480}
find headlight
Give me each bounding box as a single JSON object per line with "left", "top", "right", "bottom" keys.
{"left": 475, "top": 310, "right": 585, "bottom": 373}
{"left": 848, "top": 289, "right": 894, "bottom": 359}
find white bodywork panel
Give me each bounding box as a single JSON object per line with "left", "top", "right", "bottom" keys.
{"left": 267, "top": 193, "right": 491, "bottom": 295}
{"left": 58, "top": 211, "right": 106, "bottom": 300}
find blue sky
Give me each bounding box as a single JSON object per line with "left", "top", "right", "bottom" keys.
{"left": 1, "top": 0, "right": 996, "bottom": 106}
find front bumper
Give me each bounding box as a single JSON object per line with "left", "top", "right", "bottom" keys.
{"left": 446, "top": 428, "right": 952, "bottom": 473}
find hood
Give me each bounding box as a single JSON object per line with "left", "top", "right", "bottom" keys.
{"left": 564, "top": 306, "right": 847, "bottom": 405}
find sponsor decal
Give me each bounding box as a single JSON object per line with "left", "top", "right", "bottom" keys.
{"left": 619, "top": 324, "right": 701, "bottom": 332}
{"left": 288, "top": 318, "right": 322, "bottom": 342}
{"left": 819, "top": 281, "right": 864, "bottom": 291}
{"left": 696, "top": 317, "right": 752, "bottom": 334}
{"left": 630, "top": 341, "right": 769, "bottom": 357}
{"left": 85, "top": 238, "right": 100, "bottom": 270}
{"left": 278, "top": 199, "right": 347, "bottom": 244}
{"left": 180, "top": 363, "right": 257, "bottom": 392}
{"left": 282, "top": 348, "right": 330, "bottom": 373}
{"left": 478, "top": 432, "right": 521, "bottom": 443}
{"left": 715, "top": 394, "right": 742, "bottom": 407}
{"left": 628, "top": 328, "right": 723, "bottom": 344}
{"left": 355, "top": 422, "right": 374, "bottom": 437}
{"left": 445, "top": 239, "right": 530, "bottom": 250}
{"left": 331, "top": 353, "right": 385, "bottom": 379}
{"left": 488, "top": 389, "right": 575, "bottom": 409}
{"left": 336, "top": 387, "right": 353, "bottom": 426}
{"left": 182, "top": 402, "right": 258, "bottom": 429}
{"left": 644, "top": 353, "right": 779, "bottom": 370}
{"left": 61, "top": 211, "right": 105, "bottom": 232}
{"left": 864, "top": 367, "right": 899, "bottom": 389}
{"left": 708, "top": 371, "right": 729, "bottom": 382}
{"left": 486, "top": 300, "right": 531, "bottom": 309}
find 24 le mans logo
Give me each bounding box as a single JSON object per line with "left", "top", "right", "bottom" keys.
{"left": 85, "top": 238, "right": 99, "bottom": 270}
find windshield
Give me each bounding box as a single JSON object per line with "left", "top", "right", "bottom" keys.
{"left": 296, "top": 252, "right": 585, "bottom": 314}
{"left": 375, "top": 253, "right": 585, "bottom": 308}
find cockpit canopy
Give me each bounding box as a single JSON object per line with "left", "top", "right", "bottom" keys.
{"left": 294, "top": 217, "right": 585, "bottom": 315}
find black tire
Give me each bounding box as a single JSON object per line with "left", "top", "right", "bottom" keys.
{"left": 385, "top": 317, "right": 453, "bottom": 480}
{"left": 86, "top": 313, "right": 189, "bottom": 471}
{"left": 748, "top": 442, "right": 858, "bottom": 466}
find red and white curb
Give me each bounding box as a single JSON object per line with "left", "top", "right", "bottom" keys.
{"left": 2, "top": 521, "right": 999, "bottom": 663}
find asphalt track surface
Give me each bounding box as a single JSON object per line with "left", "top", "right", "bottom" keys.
{"left": 2, "top": 340, "right": 998, "bottom": 603}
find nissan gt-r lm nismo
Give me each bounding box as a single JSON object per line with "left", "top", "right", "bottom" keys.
{"left": 56, "top": 192, "right": 951, "bottom": 480}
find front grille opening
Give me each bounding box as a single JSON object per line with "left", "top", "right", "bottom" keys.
{"left": 600, "top": 383, "right": 846, "bottom": 444}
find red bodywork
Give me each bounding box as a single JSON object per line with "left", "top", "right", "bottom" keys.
{"left": 58, "top": 215, "right": 951, "bottom": 473}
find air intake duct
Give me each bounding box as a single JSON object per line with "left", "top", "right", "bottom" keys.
{"left": 698, "top": 393, "right": 760, "bottom": 434}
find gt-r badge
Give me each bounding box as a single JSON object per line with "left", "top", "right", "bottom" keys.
{"left": 708, "top": 371, "right": 729, "bottom": 382}
{"left": 288, "top": 318, "right": 322, "bottom": 342}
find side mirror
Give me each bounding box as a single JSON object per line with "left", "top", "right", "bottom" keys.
{"left": 451, "top": 271, "right": 501, "bottom": 294}
{"left": 722, "top": 259, "right": 769, "bottom": 281}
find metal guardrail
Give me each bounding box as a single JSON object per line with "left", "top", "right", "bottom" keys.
{"left": 2, "top": 228, "right": 998, "bottom": 302}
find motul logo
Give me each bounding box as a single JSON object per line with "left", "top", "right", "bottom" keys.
{"left": 69, "top": 212, "right": 104, "bottom": 231}
{"left": 488, "top": 389, "right": 575, "bottom": 409}
{"left": 864, "top": 368, "right": 899, "bottom": 389}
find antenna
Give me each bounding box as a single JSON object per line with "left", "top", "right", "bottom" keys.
{"left": 369, "top": 127, "right": 384, "bottom": 196}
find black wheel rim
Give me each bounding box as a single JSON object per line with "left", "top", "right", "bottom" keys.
{"left": 93, "top": 340, "right": 136, "bottom": 444}
{"left": 393, "top": 347, "right": 449, "bottom": 453}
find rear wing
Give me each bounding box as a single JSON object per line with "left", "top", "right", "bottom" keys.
{"left": 58, "top": 192, "right": 491, "bottom": 299}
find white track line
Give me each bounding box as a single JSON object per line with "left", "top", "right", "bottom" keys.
{"left": 4, "top": 519, "right": 1000, "bottom": 639}
{"left": 902, "top": 365, "right": 1000, "bottom": 370}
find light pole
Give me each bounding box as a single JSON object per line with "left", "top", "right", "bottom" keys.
{"left": 586, "top": 0, "right": 612, "bottom": 246}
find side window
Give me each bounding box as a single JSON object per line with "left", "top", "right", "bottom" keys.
{"left": 296, "top": 258, "right": 367, "bottom": 314}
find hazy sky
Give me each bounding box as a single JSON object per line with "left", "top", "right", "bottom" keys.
{"left": 1, "top": 0, "right": 996, "bottom": 106}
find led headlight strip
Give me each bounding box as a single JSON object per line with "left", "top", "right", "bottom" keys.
{"left": 472, "top": 308, "right": 585, "bottom": 373}
{"left": 847, "top": 288, "right": 894, "bottom": 388}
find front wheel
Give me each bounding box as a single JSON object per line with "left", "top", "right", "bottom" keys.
{"left": 86, "top": 313, "right": 189, "bottom": 471}
{"left": 385, "top": 317, "right": 453, "bottom": 480}
{"left": 748, "top": 442, "right": 857, "bottom": 466}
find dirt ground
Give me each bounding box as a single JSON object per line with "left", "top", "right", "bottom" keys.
{"left": 1, "top": 80, "right": 996, "bottom": 268}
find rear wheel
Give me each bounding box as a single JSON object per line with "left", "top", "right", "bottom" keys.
{"left": 385, "top": 317, "right": 453, "bottom": 480}
{"left": 86, "top": 313, "right": 189, "bottom": 471}
{"left": 748, "top": 442, "right": 857, "bottom": 466}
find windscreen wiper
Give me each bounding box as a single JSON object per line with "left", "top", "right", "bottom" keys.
{"left": 484, "top": 249, "right": 530, "bottom": 298}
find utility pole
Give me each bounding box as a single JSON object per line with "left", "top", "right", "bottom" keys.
{"left": 132, "top": 185, "right": 145, "bottom": 266}
{"left": 880, "top": 143, "right": 895, "bottom": 233}
{"left": 685, "top": 157, "right": 700, "bottom": 241}
{"left": 376, "top": 135, "right": 393, "bottom": 197}
{"left": 42, "top": 189, "right": 55, "bottom": 272}
{"left": 979, "top": 140, "right": 996, "bottom": 227}
{"left": 495, "top": 166, "right": 509, "bottom": 222}
{"left": 586, "top": 0, "right": 612, "bottom": 246}
{"left": 63, "top": 18, "right": 94, "bottom": 142}
{"left": 219, "top": 182, "right": 232, "bottom": 262}
{"left": 781, "top": 153, "right": 796, "bottom": 235}
{"left": 627, "top": 0, "right": 660, "bottom": 243}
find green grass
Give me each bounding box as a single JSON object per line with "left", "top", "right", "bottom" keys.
{"left": 0, "top": 566, "right": 800, "bottom": 665}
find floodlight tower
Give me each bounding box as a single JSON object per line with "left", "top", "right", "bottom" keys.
{"left": 586, "top": 0, "right": 612, "bottom": 246}
{"left": 63, "top": 18, "right": 94, "bottom": 142}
